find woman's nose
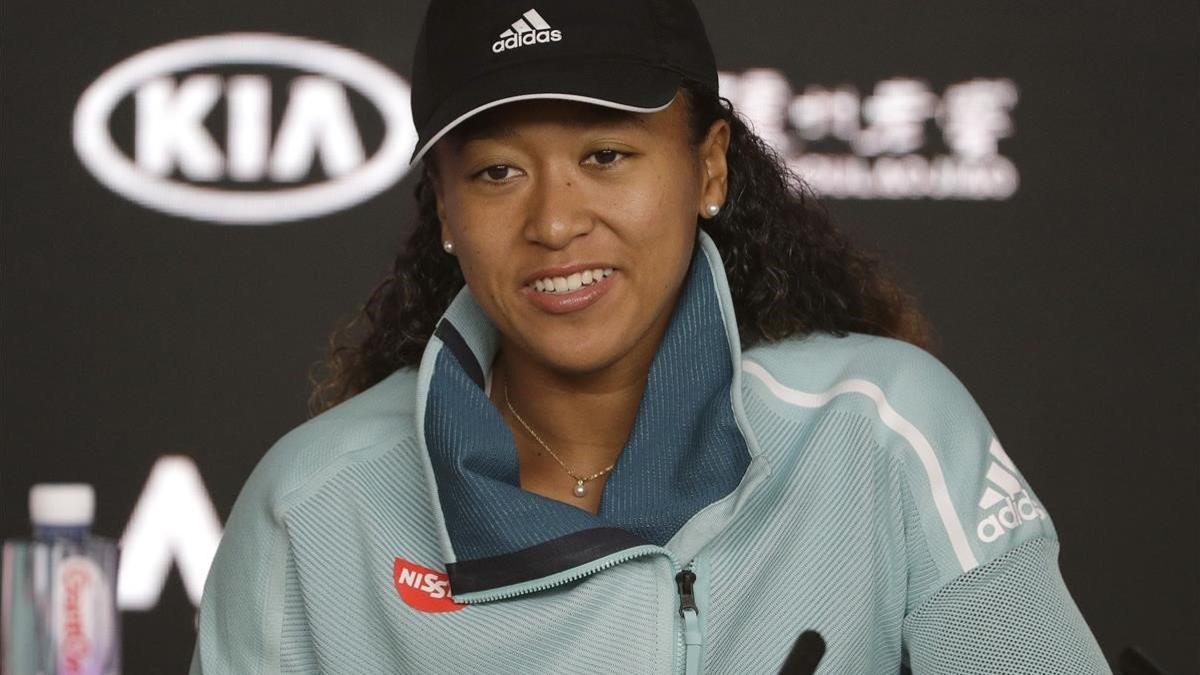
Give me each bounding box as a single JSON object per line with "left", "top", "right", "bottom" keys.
{"left": 521, "top": 170, "right": 594, "bottom": 248}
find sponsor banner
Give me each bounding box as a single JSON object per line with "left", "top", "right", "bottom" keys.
{"left": 74, "top": 33, "right": 416, "bottom": 224}
{"left": 720, "top": 70, "right": 1020, "bottom": 200}
{"left": 73, "top": 33, "right": 1021, "bottom": 228}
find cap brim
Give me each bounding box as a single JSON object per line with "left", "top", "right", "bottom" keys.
{"left": 409, "top": 58, "right": 683, "bottom": 166}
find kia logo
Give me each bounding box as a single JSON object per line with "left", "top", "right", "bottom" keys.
{"left": 73, "top": 33, "right": 416, "bottom": 224}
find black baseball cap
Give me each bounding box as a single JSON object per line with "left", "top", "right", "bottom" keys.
{"left": 408, "top": 0, "right": 718, "bottom": 165}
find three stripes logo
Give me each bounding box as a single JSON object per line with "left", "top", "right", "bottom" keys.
{"left": 975, "top": 438, "right": 1047, "bottom": 543}
{"left": 492, "top": 8, "right": 563, "bottom": 54}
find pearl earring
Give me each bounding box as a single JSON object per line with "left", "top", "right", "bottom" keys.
{"left": 705, "top": 203, "right": 721, "bottom": 217}
{"left": 442, "top": 240, "right": 455, "bottom": 254}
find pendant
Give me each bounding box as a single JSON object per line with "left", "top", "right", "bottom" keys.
{"left": 573, "top": 480, "right": 586, "bottom": 497}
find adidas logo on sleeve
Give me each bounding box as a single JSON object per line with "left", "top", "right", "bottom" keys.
{"left": 975, "top": 438, "right": 1047, "bottom": 543}
{"left": 492, "top": 8, "right": 563, "bottom": 53}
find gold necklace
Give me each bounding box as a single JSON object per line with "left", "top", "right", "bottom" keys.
{"left": 503, "top": 381, "right": 615, "bottom": 498}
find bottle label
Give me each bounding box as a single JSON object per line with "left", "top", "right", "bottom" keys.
{"left": 53, "top": 555, "right": 114, "bottom": 675}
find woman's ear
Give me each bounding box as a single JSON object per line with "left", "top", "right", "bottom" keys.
{"left": 698, "top": 119, "right": 730, "bottom": 218}
{"left": 427, "top": 162, "right": 451, "bottom": 242}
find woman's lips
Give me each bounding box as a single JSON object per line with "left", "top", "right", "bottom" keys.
{"left": 521, "top": 270, "right": 618, "bottom": 315}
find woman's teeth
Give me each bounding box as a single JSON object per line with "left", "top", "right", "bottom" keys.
{"left": 532, "top": 268, "right": 614, "bottom": 293}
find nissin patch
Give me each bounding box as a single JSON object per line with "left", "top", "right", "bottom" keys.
{"left": 392, "top": 558, "right": 464, "bottom": 613}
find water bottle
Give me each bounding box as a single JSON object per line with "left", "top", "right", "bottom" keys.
{"left": 2, "top": 484, "right": 121, "bottom": 675}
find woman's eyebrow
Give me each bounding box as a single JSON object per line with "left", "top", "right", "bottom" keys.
{"left": 458, "top": 112, "right": 649, "bottom": 145}
{"left": 578, "top": 110, "right": 649, "bottom": 131}
{"left": 459, "top": 124, "right": 518, "bottom": 144}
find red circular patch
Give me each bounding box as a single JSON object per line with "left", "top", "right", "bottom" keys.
{"left": 392, "top": 557, "right": 465, "bottom": 613}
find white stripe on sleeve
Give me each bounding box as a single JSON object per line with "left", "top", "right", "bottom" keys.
{"left": 742, "top": 358, "right": 980, "bottom": 572}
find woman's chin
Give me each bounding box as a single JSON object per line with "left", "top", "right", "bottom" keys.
{"left": 534, "top": 350, "right": 619, "bottom": 378}
{"left": 524, "top": 337, "right": 631, "bottom": 379}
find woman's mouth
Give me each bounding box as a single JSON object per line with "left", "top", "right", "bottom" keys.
{"left": 521, "top": 268, "right": 618, "bottom": 314}
{"left": 531, "top": 267, "right": 614, "bottom": 294}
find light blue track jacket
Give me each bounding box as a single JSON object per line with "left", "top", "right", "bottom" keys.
{"left": 191, "top": 230, "right": 1110, "bottom": 674}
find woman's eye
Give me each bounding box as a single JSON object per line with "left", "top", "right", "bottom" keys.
{"left": 587, "top": 149, "right": 626, "bottom": 166}
{"left": 475, "top": 151, "right": 626, "bottom": 181}
{"left": 479, "top": 165, "right": 517, "bottom": 182}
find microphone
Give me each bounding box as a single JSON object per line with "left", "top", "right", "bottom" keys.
{"left": 778, "top": 630, "right": 825, "bottom": 675}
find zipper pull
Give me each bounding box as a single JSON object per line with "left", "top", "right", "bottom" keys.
{"left": 674, "top": 568, "right": 698, "bottom": 616}
{"left": 674, "top": 565, "right": 702, "bottom": 674}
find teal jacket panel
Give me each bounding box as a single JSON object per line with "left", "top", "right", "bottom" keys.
{"left": 190, "top": 230, "right": 1109, "bottom": 674}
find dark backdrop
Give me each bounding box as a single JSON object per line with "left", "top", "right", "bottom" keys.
{"left": 3, "top": 1, "right": 1196, "bottom": 673}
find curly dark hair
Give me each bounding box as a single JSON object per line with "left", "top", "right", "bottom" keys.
{"left": 306, "top": 80, "right": 938, "bottom": 416}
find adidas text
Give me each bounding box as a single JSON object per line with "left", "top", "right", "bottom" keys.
{"left": 976, "top": 490, "right": 1046, "bottom": 543}
{"left": 493, "top": 28, "right": 561, "bottom": 53}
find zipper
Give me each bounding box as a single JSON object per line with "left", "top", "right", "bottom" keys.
{"left": 451, "top": 545, "right": 704, "bottom": 674}
{"left": 675, "top": 559, "right": 702, "bottom": 675}
{"left": 451, "top": 543, "right": 663, "bottom": 604}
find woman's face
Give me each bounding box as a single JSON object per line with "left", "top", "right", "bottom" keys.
{"left": 430, "top": 91, "right": 729, "bottom": 377}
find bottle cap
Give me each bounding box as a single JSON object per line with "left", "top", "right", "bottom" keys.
{"left": 29, "top": 483, "right": 95, "bottom": 527}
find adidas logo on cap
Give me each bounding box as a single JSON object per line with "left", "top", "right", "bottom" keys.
{"left": 492, "top": 8, "right": 563, "bottom": 54}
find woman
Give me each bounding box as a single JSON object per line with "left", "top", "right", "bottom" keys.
{"left": 192, "top": 1, "right": 1109, "bottom": 673}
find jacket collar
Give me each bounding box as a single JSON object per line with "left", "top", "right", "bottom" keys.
{"left": 413, "top": 230, "right": 771, "bottom": 601}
